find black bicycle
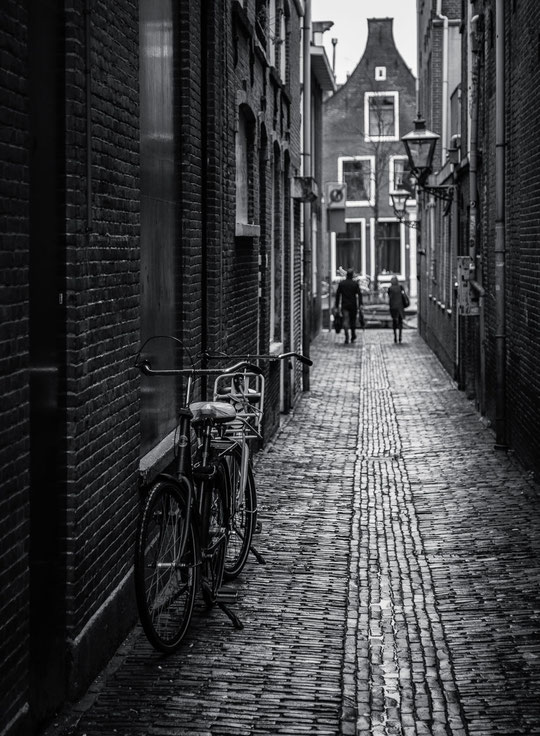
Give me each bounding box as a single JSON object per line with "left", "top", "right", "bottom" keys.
{"left": 134, "top": 341, "right": 262, "bottom": 653}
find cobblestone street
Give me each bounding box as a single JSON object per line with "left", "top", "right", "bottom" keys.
{"left": 45, "top": 328, "right": 540, "bottom": 736}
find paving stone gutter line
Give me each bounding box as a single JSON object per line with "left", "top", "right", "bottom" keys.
{"left": 42, "top": 328, "right": 540, "bottom": 736}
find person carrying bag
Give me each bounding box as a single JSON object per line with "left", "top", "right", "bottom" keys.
{"left": 335, "top": 268, "right": 363, "bottom": 345}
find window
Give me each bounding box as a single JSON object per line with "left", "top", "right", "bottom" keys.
{"left": 236, "top": 111, "right": 249, "bottom": 225}
{"left": 278, "top": 5, "right": 287, "bottom": 82}
{"left": 378, "top": 221, "right": 401, "bottom": 273}
{"left": 268, "top": 0, "right": 277, "bottom": 67}
{"left": 255, "top": 0, "right": 268, "bottom": 46}
{"left": 236, "top": 106, "right": 260, "bottom": 237}
{"left": 389, "top": 156, "right": 415, "bottom": 196}
{"left": 336, "top": 222, "right": 364, "bottom": 273}
{"left": 338, "top": 156, "right": 375, "bottom": 205}
{"left": 365, "top": 91, "right": 399, "bottom": 141}
{"left": 375, "top": 66, "right": 386, "bottom": 80}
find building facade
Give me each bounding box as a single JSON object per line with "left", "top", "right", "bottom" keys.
{"left": 415, "top": 0, "right": 540, "bottom": 476}
{"left": 322, "top": 18, "right": 418, "bottom": 298}
{"left": 0, "top": 1, "right": 331, "bottom": 732}
{"left": 415, "top": 0, "right": 461, "bottom": 375}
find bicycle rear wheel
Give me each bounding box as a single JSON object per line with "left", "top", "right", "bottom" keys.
{"left": 134, "top": 478, "right": 198, "bottom": 653}
{"left": 200, "top": 461, "right": 228, "bottom": 607}
{"left": 223, "top": 446, "right": 256, "bottom": 581}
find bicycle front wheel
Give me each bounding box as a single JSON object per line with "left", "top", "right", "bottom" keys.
{"left": 223, "top": 446, "right": 256, "bottom": 581}
{"left": 134, "top": 478, "right": 199, "bottom": 653}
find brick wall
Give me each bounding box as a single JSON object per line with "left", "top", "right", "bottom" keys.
{"left": 0, "top": 2, "right": 306, "bottom": 730}
{"left": 323, "top": 17, "right": 417, "bottom": 291}
{"left": 0, "top": 3, "right": 31, "bottom": 733}
{"left": 62, "top": 0, "right": 141, "bottom": 697}
{"left": 489, "top": 0, "right": 540, "bottom": 473}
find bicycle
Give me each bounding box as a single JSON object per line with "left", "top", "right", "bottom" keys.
{"left": 134, "top": 339, "right": 263, "bottom": 653}
{"left": 203, "top": 350, "right": 313, "bottom": 581}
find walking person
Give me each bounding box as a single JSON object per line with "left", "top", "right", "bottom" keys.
{"left": 387, "top": 275, "right": 409, "bottom": 343}
{"left": 335, "top": 268, "right": 363, "bottom": 344}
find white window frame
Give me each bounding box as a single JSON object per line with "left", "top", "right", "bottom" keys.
{"left": 364, "top": 91, "right": 399, "bottom": 142}
{"left": 338, "top": 155, "right": 375, "bottom": 207}
{"left": 375, "top": 66, "right": 386, "bottom": 81}
{"left": 331, "top": 218, "right": 367, "bottom": 279}
{"left": 388, "top": 155, "right": 416, "bottom": 205}
{"left": 377, "top": 216, "right": 407, "bottom": 282}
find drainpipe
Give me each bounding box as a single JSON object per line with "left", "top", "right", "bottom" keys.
{"left": 494, "top": 0, "right": 506, "bottom": 448}
{"left": 469, "top": 13, "right": 486, "bottom": 414}
{"left": 469, "top": 15, "right": 479, "bottom": 269}
{"left": 302, "top": 0, "right": 311, "bottom": 391}
{"left": 436, "top": 1, "right": 449, "bottom": 167}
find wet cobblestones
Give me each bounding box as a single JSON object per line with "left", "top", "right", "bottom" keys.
{"left": 45, "top": 329, "right": 540, "bottom": 736}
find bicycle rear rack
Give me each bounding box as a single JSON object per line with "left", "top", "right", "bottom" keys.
{"left": 212, "top": 371, "right": 264, "bottom": 441}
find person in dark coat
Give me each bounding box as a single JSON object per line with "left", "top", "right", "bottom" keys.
{"left": 335, "top": 268, "right": 363, "bottom": 344}
{"left": 387, "top": 275, "right": 408, "bottom": 343}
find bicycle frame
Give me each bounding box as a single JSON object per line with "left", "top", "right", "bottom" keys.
{"left": 137, "top": 359, "right": 263, "bottom": 559}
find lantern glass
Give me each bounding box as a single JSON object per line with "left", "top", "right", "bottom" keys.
{"left": 401, "top": 116, "right": 440, "bottom": 183}
{"left": 390, "top": 192, "right": 409, "bottom": 218}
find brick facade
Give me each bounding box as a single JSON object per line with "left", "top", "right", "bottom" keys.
{"left": 0, "top": 2, "right": 30, "bottom": 733}
{"left": 0, "top": 1, "right": 307, "bottom": 732}
{"left": 416, "top": 0, "right": 540, "bottom": 476}
{"left": 322, "top": 18, "right": 417, "bottom": 296}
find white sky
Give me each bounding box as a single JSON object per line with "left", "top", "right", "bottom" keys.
{"left": 310, "top": 0, "right": 418, "bottom": 84}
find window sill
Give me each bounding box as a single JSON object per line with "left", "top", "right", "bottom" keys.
{"left": 236, "top": 222, "right": 261, "bottom": 237}
{"left": 139, "top": 428, "right": 177, "bottom": 486}
{"left": 269, "top": 341, "right": 284, "bottom": 356}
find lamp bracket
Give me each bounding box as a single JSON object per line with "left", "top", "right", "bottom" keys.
{"left": 420, "top": 184, "right": 454, "bottom": 203}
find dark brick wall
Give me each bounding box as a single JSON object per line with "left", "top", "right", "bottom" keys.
{"left": 0, "top": 3, "right": 31, "bottom": 733}
{"left": 0, "top": 1, "right": 305, "bottom": 730}
{"left": 476, "top": 0, "right": 540, "bottom": 473}
{"left": 417, "top": 0, "right": 540, "bottom": 475}
{"left": 62, "top": 0, "right": 141, "bottom": 694}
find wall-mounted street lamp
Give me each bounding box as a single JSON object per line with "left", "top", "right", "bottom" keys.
{"left": 401, "top": 115, "right": 454, "bottom": 204}
{"left": 390, "top": 191, "right": 420, "bottom": 229}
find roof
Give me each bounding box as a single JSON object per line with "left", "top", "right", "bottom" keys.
{"left": 310, "top": 45, "right": 336, "bottom": 92}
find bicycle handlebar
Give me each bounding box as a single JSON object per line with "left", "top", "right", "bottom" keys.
{"left": 137, "top": 360, "right": 263, "bottom": 377}
{"left": 203, "top": 351, "right": 313, "bottom": 367}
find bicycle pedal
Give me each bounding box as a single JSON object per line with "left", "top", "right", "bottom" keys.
{"left": 255, "top": 520, "right": 263, "bottom": 534}
{"left": 216, "top": 588, "right": 238, "bottom": 605}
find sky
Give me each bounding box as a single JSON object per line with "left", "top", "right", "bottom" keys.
{"left": 310, "top": 0, "right": 418, "bottom": 85}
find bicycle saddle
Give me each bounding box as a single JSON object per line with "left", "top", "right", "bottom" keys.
{"left": 189, "top": 401, "right": 237, "bottom": 424}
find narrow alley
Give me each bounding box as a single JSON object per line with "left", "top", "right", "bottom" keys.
{"left": 44, "top": 328, "right": 540, "bottom": 736}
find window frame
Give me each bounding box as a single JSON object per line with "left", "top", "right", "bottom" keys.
{"left": 338, "top": 155, "right": 376, "bottom": 207}
{"left": 364, "top": 91, "right": 399, "bottom": 142}
{"left": 333, "top": 218, "right": 367, "bottom": 277}
{"left": 377, "top": 217, "right": 406, "bottom": 280}
{"left": 388, "top": 155, "right": 416, "bottom": 204}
